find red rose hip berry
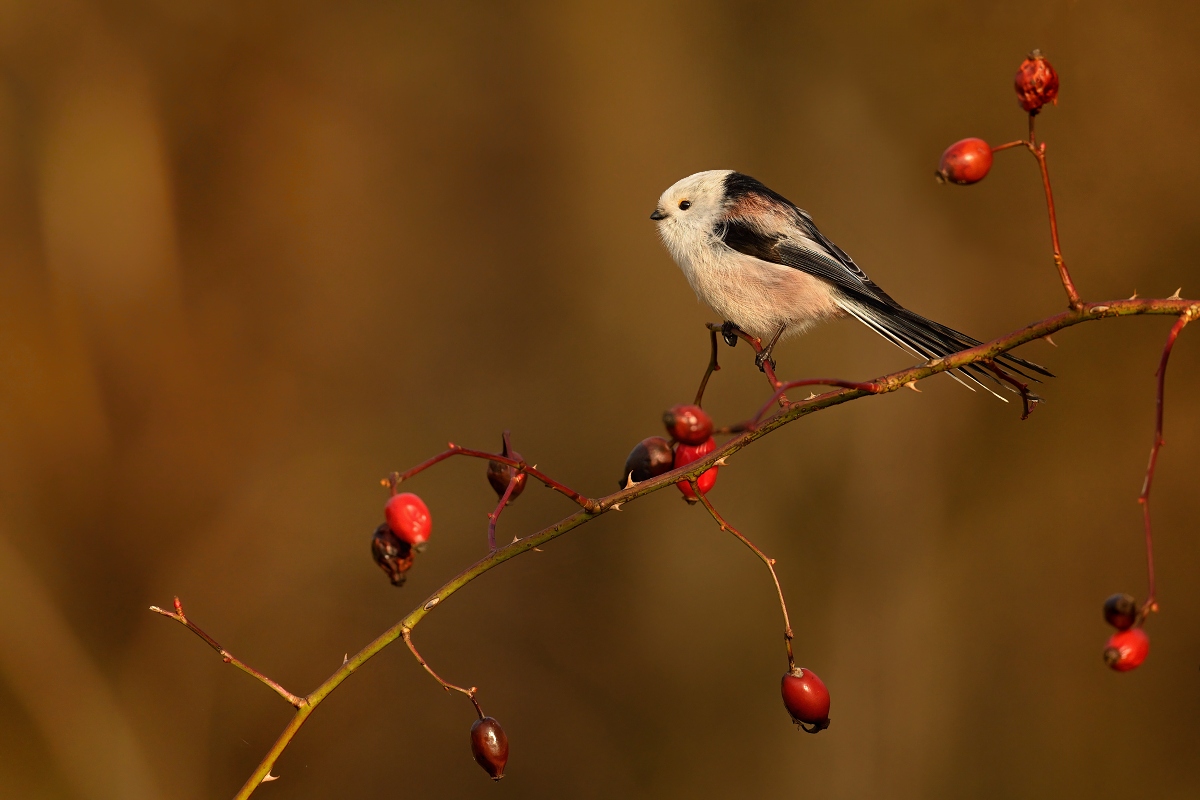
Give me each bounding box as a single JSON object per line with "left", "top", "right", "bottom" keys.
{"left": 1103, "top": 628, "right": 1150, "bottom": 672}
{"left": 674, "top": 436, "right": 717, "bottom": 501}
{"left": 1103, "top": 593, "right": 1139, "bottom": 631}
{"left": 619, "top": 436, "right": 675, "bottom": 488}
{"left": 663, "top": 404, "right": 714, "bottom": 446}
{"left": 470, "top": 716, "right": 509, "bottom": 780}
{"left": 781, "top": 667, "right": 830, "bottom": 732}
{"left": 1014, "top": 49, "right": 1059, "bottom": 114}
{"left": 384, "top": 492, "right": 432, "bottom": 546}
{"left": 937, "top": 138, "right": 993, "bottom": 185}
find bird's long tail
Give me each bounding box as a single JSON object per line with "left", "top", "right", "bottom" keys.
{"left": 836, "top": 297, "right": 1053, "bottom": 398}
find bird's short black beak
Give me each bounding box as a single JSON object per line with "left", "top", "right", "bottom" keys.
{"left": 649, "top": 208, "right": 667, "bottom": 221}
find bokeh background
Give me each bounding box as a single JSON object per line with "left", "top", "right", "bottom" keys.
{"left": 1, "top": 1, "right": 1198, "bottom": 798}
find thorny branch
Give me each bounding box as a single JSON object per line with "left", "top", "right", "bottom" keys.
{"left": 208, "top": 293, "right": 1197, "bottom": 799}
{"left": 155, "top": 66, "right": 1197, "bottom": 796}
{"left": 149, "top": 598, "right": 306, "bottom": 709}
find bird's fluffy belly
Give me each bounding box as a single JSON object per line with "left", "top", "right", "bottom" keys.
{"left": 684, "top": 253, "right": 842, "bottom": 340}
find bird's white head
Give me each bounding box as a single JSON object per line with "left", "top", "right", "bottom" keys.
{"left": 650, "top": 169, "right": 734, "bottom": 263}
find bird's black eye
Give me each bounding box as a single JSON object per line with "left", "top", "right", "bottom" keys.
{"left": 678, "top": 200, "right": 692, "bottom": 211}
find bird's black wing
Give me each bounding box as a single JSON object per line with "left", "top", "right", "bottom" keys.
{"left": 720, "top": 215, "right": 900, "bottom": 308}
{"left": 717, "top": 210, "right": 1054, "bottom": 383}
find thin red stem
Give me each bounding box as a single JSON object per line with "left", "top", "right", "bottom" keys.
{"left": 214, "top": 293, "right": 1198, "bottom": 798}
{"left": 693, "top": 487, "right": 795, "bottom": 670}
{"left": 991, "top": 140, "right": 1026, "bottom": 153}
{"left": 708, "top": 323, "right": 788, "bottom": 401}
{"left": 487, "top": 472, "right": 520, "bottom": 550}
{"left": 1138, "top": 313, "right": 1191, "bottom": 614}
{"left": 981, "top": 362, "right": 1041, "bottom": 420}
{"left": 391, "top": 445, "right": 598, "bottom": 512}
{"left": 150, "top": 598, "right": 306, "bottom": 708}
{"left": 402, "top": 628, "right": 484, "bottom": 718}
{"left": 1023, "top": 115, "right": 1083, "bottom": 310}
{"left": 694, "top": 325, "right": 722, "bottom": 406}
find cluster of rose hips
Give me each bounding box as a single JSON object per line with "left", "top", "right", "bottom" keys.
{"left": 620, "top": 403, "right": 718, "bottom": 501}
{"left": 371, "top": 444, "right": 522, "bottom": 779}
{"left": 622, "top": 406, "right": 831, "bottom": 730}
{"left": 1102, "top": 593, "right": 1150, "bottom": 672}
{"left": 936, "top": 50, "right": 1059, "bottom": 185}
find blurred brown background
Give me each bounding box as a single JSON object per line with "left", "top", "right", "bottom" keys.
{"left": 1, "top": 1, "right": 1198, "bottom": 798}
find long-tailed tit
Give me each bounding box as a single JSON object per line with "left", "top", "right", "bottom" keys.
{"left": 650, "top": 170, "right": 1051, "bottom": 393}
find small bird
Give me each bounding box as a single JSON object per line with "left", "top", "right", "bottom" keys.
{"left": 650, "top": 169, "right": 1051, "bottom": 392}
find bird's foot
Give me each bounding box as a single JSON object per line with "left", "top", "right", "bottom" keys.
{"left": 721, "top": 320, "right": 740, "bottom": 348}
{"left": 754, "top": 350, "right": 777, "bottom": 373}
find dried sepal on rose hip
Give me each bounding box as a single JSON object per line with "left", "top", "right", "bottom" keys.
{"left": 486, "top": 434, "right": 527, "bottom": 501}
{"left": 1014, "top": 49, "right": 1059, "bottom": 114}
{"left": 470, "top": 716, "right": 509, "bottom": 780}
{"left": 674, "top": 436, "right": 717, "bottom": 502}
{"left": 936, "top": 138, "right": 993, "bottom": 185}
{"left": 1103, "top": 593, "right": 1139, "bottom": 631}
{"left": 663, "top": 404, "right": 714, "bottom": 446}
{"left": 371, "top": 523, "right": 414, "bottom": 586}
{"left": 619, "top": 436, "right": 675, "bottom": 488}
{"left": 385, "top": 492, "right": 432, "bottom": 547}
{"left": 1103, "top": 627, "right": 1150, "bottom": 672}
{"left": 781, "top": 667, "right": 830, "bottom": 733}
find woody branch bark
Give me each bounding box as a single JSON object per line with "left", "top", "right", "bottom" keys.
{"left": 218, "top": 293, "right": 1196, "bottom": 799}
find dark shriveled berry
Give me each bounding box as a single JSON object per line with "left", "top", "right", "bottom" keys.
{"left": 1103, "top": 593, "right": 1139, "bottom": 631}
{"left": 781, "top": 667, "right": 830, "bottom": 732}
{"left": 619, "top": 436, "right": 675, "bottom": 488}
{"left": 936, "top": 138, "right": 993, "bottom": 185}
{"left": 371, "top": 523, "right": 414, "bottom": 586}
{"left": 1014, "top": 49, "right": 1059, "bottom": 114}
{"left": 470, "top": 716, "right": 509, "bottom": 780}
{"left": 663, "top": 404, "right": 714, "bottom": 446}
{"left": 1104, "top": 627, "right": 1150, "bottom": 672}
{"left": 486, "top": 436, "right": 528, "bottom": 501}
